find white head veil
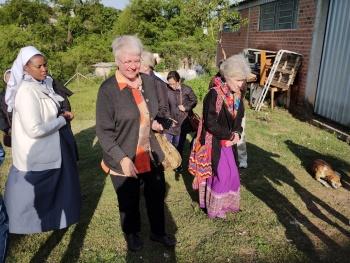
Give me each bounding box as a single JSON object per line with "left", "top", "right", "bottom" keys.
{"left": 5, "top": 46, "right": 42, "bottom": 112}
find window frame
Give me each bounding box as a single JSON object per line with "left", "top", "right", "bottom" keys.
{"left": 259, "top": 0, "right": 299, "bottom": 31}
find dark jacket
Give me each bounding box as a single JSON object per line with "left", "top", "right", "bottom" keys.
{"left": 96, "top": 73, "right": 165, "bottom": 173}
{"left": 202, "top": 88, "right": 244, "bottom": 173}
{"left": 166, "top": 84, "right": 197, "bottom": 135}
{"left": 52, "top": 78, "right": 73, "bottom": 112}
{"left": 150, "top": 71, "right": 170, "bottom": 119}
{"left": 0, "top": 90, "right": 10, "bottom": 133}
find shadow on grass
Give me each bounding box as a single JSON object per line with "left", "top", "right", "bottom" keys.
{"left": 285, "top": 139, "right": 350, "bottom": 192}
{"left": 175, "top": 135, "right": 198, "bottom": 203}
{"left": 125, "top": 182, "right": 178, "bottom": 263}
{"left": 285, "top": 140, "right": 350, "bottom": 236}
{"left": 123, "top": 133, "right": 196, "bottom": 262}
{"left": 29, "top": 125, "right": 106, "bottom": 263}
{"left": 242, "top": 142, "right": 350, "bottom": 262}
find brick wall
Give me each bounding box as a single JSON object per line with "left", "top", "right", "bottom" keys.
{"left": 218, "top": 0, "right": 316, "bottom": 106}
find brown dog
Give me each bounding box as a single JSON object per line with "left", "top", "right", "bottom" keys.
{"left": 312, "top": 159, "right": 342, "bottom": 189}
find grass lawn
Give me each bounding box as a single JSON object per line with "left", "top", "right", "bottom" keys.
{"left": 1, "top": 77, "right": 349, "bottom": 263}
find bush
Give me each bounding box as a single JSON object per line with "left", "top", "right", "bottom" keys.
{"left": 184, "top": 74, "right": 212, "bottom": 101}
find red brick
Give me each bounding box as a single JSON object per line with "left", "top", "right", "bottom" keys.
{"left": 218, "top": 0, "right": 316, "bottom": 106}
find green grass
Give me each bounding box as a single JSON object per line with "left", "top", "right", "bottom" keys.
{"left": 1, "top": 77, "right": 349, "bottom": 262}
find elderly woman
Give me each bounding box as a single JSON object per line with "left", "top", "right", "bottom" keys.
{"left": 96, "top": 35, "right": 176, "bottom": 251}
{"left": 165, "top": 71, "right": 197, "bottom": 160}
{"left": 3, "top": 46, "right": 81, "bottom": 234}
{"left": 196, "top": 54, "right": 250, "bottom": 218}
{"left": 140, "top": 51, "right": 169, "bottom": 120}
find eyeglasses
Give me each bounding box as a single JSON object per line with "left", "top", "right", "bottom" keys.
{"left": 118, "top": 59, "right": 141, "bottom": 68}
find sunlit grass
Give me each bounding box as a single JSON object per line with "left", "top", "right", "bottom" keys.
{"left": 1, "top": 76, "right": 349, "bottom": 262}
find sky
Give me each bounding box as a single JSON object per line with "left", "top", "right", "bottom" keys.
{"left": 101, "top": 0, "right": 129, "bottom": 10}
{"left": 0, "top": 0, "right": 130, "bottom": 10}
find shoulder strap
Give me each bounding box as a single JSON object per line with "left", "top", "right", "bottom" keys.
{"left": 212, "top": 86, "right": 225, "bottom": 114}
{"left": 194, "top": 87, "right": 225, "bottom": 142}
{"left": 5, "top": 110, "right": 11, "bottom": 128}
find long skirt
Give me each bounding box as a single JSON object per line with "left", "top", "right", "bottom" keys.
{"left": 4, "top": 126, "right": 81, "bottom": 234}
{"left": 199, "top": 147, "right": 240, "bottom": 218}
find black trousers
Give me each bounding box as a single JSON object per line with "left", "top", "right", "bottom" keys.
{"left": 110, "top": 166, "right": 166, "bottom": 235}
{"left": 177, "top": 117, "right": 193, "bottom": 157}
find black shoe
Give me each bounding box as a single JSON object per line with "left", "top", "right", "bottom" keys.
{"left": 150, "top": 233, "right": 177, "bottom": 247}
{"left": 125, "top": 233, "right": 143, "bottom": 251}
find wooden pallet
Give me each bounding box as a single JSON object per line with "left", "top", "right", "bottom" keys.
{"left": 255, "top": 50, "right": 302, "bottom": 111}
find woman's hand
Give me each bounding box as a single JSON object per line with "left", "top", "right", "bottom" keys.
{"left": 152, "top": 120, "right": 164, "bottom": 132}
{"left": 61, "top": 111, "right": 74, "bottom": 121}
{"left": 224, "top": 133, "right": 240, "bottom": 147}
{"left": 178, "top": 105, "right": 185, "bottom": 112}
{"left": 232, "top": 133, "right": 240, "bottom": 144}
{"left": 171, "top": 118, "right": 178, "bottom": 127}
{"left": 120, "top": 157, "right": 138, "bottom": 177}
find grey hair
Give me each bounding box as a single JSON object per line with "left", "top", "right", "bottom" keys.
{"left": 111, "top": 35, "right": 143, "bottom": 59}
{"left": 141, "top": 51, "right": 156, "bottom": 69}
{"left": 220, "top": 54, "right": 251, "bottom": 80}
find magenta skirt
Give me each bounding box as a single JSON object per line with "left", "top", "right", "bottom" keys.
{"left": 199, "top": 147, "right": 240, "bottom": 218}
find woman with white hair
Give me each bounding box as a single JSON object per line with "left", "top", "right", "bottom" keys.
{"left": 140, "top": 50, "right": 169, "bottom": 119}
{"left": 96, "top": 35, "right": 176, "bottom": 251}
{"left": 3, "top": 46, "right": 81, "bottom": 234}
{"left": 193, "top": 54, "right": 250, "bottom": 218}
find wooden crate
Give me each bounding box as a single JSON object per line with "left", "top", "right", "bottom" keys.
{"left": 268, "top": 52, "right": 302, "bottom": 90}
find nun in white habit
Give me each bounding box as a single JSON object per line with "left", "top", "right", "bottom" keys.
{"left": 4, "top": 46, "right": 81, "bottom": 234}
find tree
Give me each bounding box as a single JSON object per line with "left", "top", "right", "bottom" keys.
{"left": 113, "top": 0, "right": 247, "bottom": 71}
{"left": 0, "top": 0, "right": 51, "bottom": 27}
{"left": 181, "top": 0, "right": 247, "bottom": 60}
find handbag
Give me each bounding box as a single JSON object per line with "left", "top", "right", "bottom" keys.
{"left": 188, "top": 111, "right": 200, "bottom": 132}
{"left": 188, "top": 119, "right": 213, "bottom": 179}
{"left": 3, "top": 133, "right": 11, "bottom": 147}
{"left": 2, "top": 110, "right": 12, "bottom": 147}
{"left": 154, "top": 132, "right": 182, "bottom": 170}
{"left": 188, "top": 82, "right": 227, "bottom": 183}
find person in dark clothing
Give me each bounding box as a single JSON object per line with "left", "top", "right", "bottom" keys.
{"left": 0, "top": 70, "right": 9, "bottom": 263}
{"left": 96, "top": 35, "right": 176, "bottom": 252}
{"left": 194, "top": 54, "right": 250, "bottom": 218}
{"left": 51, "top": 78, "right": 73, "bottom": 112}
{"left": 208, "top": 60, "right": 249, "bottom": 168}
{"left": 0, "top": 70, "right": 12, "bottom": 147}
{"left": 140, "top": 51, "right": 169, "bottom": 119}
{"left": 165, "top": 71, "right": 197, "bottom": 160}
{"left": 50, "top": 77, "right": 79, "bottom": 160}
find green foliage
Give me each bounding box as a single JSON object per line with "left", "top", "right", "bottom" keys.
{"left": 0, "top": 0, "right": 51, "bottom": 26}
{"left": 49, "top": 34, "right": 113, "bottom": 80}
{"left": 185, "top": 74, "right": 212, "bottom": 101}
{"left": 0, "top": 0, "right": 244, "bottom": 81}
{"left": 0, "top": 0, "right": 120, "bottom": 81}
{"left": 113, "top": 0, "right": 245, "bottom": 70}
{"left": 2, "top": 77, "right": 349, "bottom": 262}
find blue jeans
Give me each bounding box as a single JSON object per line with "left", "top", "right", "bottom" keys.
{"left": 0, "top": 144, "right": 4, "bottom": 166}
{"left": 0, "top": 197, "right": 8, "bottom": 263}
